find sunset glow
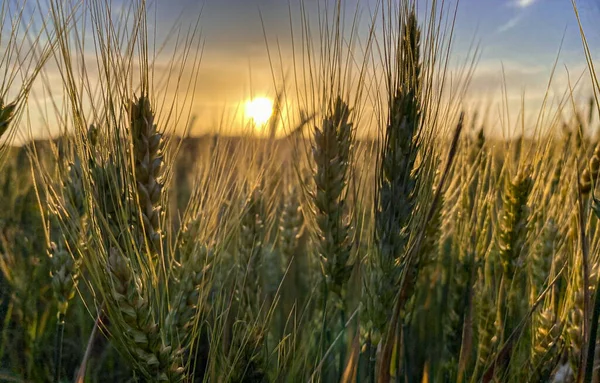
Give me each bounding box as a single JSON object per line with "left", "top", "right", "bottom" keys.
{"left": 245, "top": 97, "right": 273, "bottom": 126}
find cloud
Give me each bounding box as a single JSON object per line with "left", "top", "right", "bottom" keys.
{"left": 468, "top": 59, "right": 548, "bottom": 95}
{"left": 498, "top": 0, "right": 540, "bottom": 33}
{"left": 496, "top": 14, "right": 523, "bottom": 33}
{"left": 513, "top": 0, "right": 538, "bottom": 8}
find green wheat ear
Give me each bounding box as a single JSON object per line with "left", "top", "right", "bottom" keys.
{"left": 312, "top": 96, "right": 353, "bottom": 298}
{"left": 130, "top": 94, "right": 165, "bottom": 255}
{"left": 48, "top": 241, "right": 80, "bottom": 316}
{"left": 0, "top": 99, "right": 17, "bottom": 138}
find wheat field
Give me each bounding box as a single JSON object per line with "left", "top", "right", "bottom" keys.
{"left": 2, "top": 0, "right": 600, "bottom": 382}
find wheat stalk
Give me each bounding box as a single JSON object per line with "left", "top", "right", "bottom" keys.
{"left": 369, "top": 9, "right": 422, "bottom": 344}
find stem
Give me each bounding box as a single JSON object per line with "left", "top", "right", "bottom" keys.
{"left": 76, "top": 306, "right": 103, "bottom": 383}
{"left": 309, "top": 307, "right": 360, "bottom": 382}
{"left": 318, "top": 280, "right": 329, "bottom": 380}
{"left": 397, "top": 324, "right": 403, "bottom": 383}
{"left": 0, "top": 301, "right": 13, "bottom": 361}
{"left": 339, "top": 305, "right": 346, "bottom": 381}
{"left": 367, "top": 333, "right": 375, "bottom": 383}
{"left": 579, "top": 185, "right": 591, "bottom": 383}
{"left": 54, "top": 312, "right": 65, "bottom": 383}
{"left": 584, "top": 279, "right": 600, "bottom": 383}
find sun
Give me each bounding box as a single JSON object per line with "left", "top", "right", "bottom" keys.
{"left": 245, "top": 97, "right": 273, "bottom": 126}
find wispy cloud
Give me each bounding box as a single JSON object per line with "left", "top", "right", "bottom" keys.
{"left": 496, "top": 14, "right": 523, "bottom": 33}
{"left": 498, "top": 0, "right": 539, "bottom": 33}
{"left": 513, "top": 0, "right": 538, "bottom": 8}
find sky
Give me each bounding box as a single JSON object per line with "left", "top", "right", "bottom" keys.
{"left": 150, "top": 0, "right": 600, "bottom": 138}
{"left": 6, "top": 0, "right": 600, "bottom": 140}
